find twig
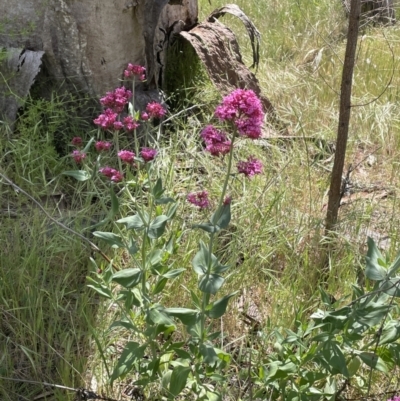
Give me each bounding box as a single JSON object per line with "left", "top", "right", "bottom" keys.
{"left": 0, "top": 171, "right": 120, "bottom": 271}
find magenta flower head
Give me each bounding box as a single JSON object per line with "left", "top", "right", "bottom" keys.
{"left": 145, "top": 102, "right": 166, "bottom": 119}
{"left": 141, "top": 111, "right": 149, "bottom": 121}
{"left": 100, "top": 87, "right": 132, "bottom": 113}
{"left": 187, "top": 191, "right": 210, "bottom": 209}
{"left": 118, "top": 150, "right": 135, "bottom": 164}
{"left": 200, "top": 125, "right": 232, "bottom": 157}
{"left": 95, "top": 141, "right": 112, "bottom": 152}
{"left": 94, "top": 109, "right": 118, "bottom": 130}
{"left": 123, "top": 116, "right": 140, "bottom": 131}
{"left": 124, "top": 64, "right": 146, "bottom": 81}
{"left": 99, "top": 166, "right": 123, "bottom": 182}
{"left": 72, "top": 150, "right": 86, "bottom": 164}
{"left": 71, "top": 137, "right": 83, "bottom": 147}
{"left": 388, "top": 397, "right": 400, "bottom": 401}
{"left": 140, "top": 147, "right": 158, "bottom": 162}
{"left": 215, "top": 89, "right": 264, "bottom": 139}
{"left": 237, "top": 156, "right": 263, "bottom": 177}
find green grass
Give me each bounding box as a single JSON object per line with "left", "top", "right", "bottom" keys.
{"left": 2, "top": 0, "right": 400, "bottom": 399}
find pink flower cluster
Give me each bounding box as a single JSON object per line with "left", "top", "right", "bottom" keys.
{"left": 215, "top": 89, "right": 264, "bottom": 139}
{"left": 72, "top": 149, "right": 86, "bottom": 164}
{"left": 100, "top": 87, "right": 132, "bottom": 113}
{"left": 123, "top": 116, "right": 140, "bottom": 131}
{"left": 237, "top": 156, "right": 263, "bottom": 177}
{"left": 187, "top": 191, "right": 210, "bottom": 209}
{"left": 99, "top": 166, "right": 124, "bottom": 182}
{"left": 93, "top": 109, "right": 118, "bottom": 130}
{"left": 200, "top": 125, "right": 232, "bottom": 157}
{"left": 141, "top": 147, "right": 158, "bottom": 162}
{"left": 124, "top": 64, "right": 146, "bottom": 81}
{"left": 146, "top": 102, "right": 166, "bottom": 119}
{"left": 95, "top": 141, "right": 112, "bottom": 152}
{"left": 118, "top": 150, "right": 135, "bottom": 164}
{"left": 71, "top": 137, "right": 83, "bottom": 147}
{"left": 388, "top": 397, "right": 400, "bottom": 401}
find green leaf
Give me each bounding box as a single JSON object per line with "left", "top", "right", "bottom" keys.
{"left": 153, "top": 277, "right": 168, "bottom": 295}
{"left": 200, "top": 343, "right": 219, "bottom": 365}
{"left": 164, "top": 308, "right": 198, "bottom": 326}
{"left": 156, "top": 197, "right": 175, "bottom": 205}
{"left": 321, "top": 342, "right": 349, "bottom": 377}
{"left": 148, "top": 307, "right": 176, "bottom": 327}
{"left": 127, "top": 235, "right": 139, "bottom": 255}
{"left": 198, "top": 273, "right": 224, "bottom": 295}
{"left": 87, "top": 284, "right": 112, "bottom": 299}
{"left": 211, "top": 203, "right": 231, "bottom": 230}
{"left": 193, "top": 222, "right": 218, "bottom": 233}
{"left": 83, "top": 136, "right": 95, "bottom": 153}
{"left": 388, "top": 250, "right": 400, "bottom": 277}
{"left": 62, "top": 170, "right": 90, "bottom": 181}
{"left": 166, "top": 203, "right": 178, "bottom": 219}
{"left": 110, "top": 187, "right": 119, "bottom": 216}
{"left": 162, "top": 268, "right": 185, "bottom": 279}
{"left": 365, "top": 237, "right": 387, "bottom": 281}
{"left": 380, "top": 320, "right": 400, "bottom": 345}
{"left": 93, "top": 231, "right": 125, "bottom": 248}
{"left": 110, "top": 342, "right": 145, "bottom": 383}
{"left": 148, "top": 249, "right": 163, "bottom": 267}
{"left": 112, "top": 268, "right": 142, "bottom": 288}
{"left": 148, "top": 215, "right": 169, "bottom": 239}
{"left": 379, "top": 278, "right": 400, "bottom": 297}
{"left": 109, "top": 319, "right": 136, "bottom": 331}
{"left": 152, "top": 177, "right": 165, "bottom": 199}
{"left": 208, "top": 292, "right": 238, "bottom": 318}
{"left": 169, "top": 366, "right": 191, "bottom": 397}
{"left": 192, "top": 241, "right": 209, "bottom": 274}
{"left": 347, "top": 356, "right": 361, "bottom": 377}
{"left": 117, "top": 214, "right": 145, "bottom": 230}
{"left": 358, "top": 351, "right": 388, "bottom": 372}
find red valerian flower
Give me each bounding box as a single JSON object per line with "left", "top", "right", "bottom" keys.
{"left": 141, "top": 111, "right": 149, "bottom": 121}
{"left": 223, "top": 196, "right": 232, "bottom": 205}
{"left": 145, "top": 102, "right": 166, "bottom": 119}
{"left": 95, "top": 141, "right": 112, "bottom": 152}
{"left": 72, "top": 150, "right": 86, "bottom": 163}
{"left": 99, "top": 166, "right": 124, "bottom": 182}
{"left": 200, "top": 125, "right": 232, "bottom": 157}
{"left": 124, "top": 64, "right": 146, "bottom": 81}
{"left": 140, "top": 147, "right": 158, "bottom": 162}
{"left": 71, "top": 137, "right": 83, "bottom": 147}
{"left": 93, "top": 109, "right": 118, "bottom": 130}
{"left": 215, "top": 89, "right": 264, "bottom": 139}
{"left": 123, "top": 116, "right": 140, "bottom": 131}
{"left": 100, "top": 87, "right": 132, "bottom": 113}
{"left": 237, "top": 156, "right": 263, "bottom": 177}
{"left": 118, "top": 150, "right": 135, "bottom": 164}
{"left": 187, "top": 191, "right": 210, "bottom": 209}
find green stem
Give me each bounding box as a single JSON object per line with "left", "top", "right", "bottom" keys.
{"left": 114, "top": 130, "right": 123, "bottom": 173}
{"left": 198, "top": 130, "right": 237, "bottom": 346}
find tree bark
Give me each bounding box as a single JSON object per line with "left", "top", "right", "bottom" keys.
{"left": 325, "top": 0, "right": 361, "bottom": 233}
{"left": 0, "top": 0, "right": 198, "bottom": 124}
